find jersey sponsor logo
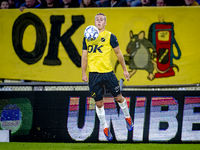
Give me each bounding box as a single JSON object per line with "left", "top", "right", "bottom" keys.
{"left": 88, "top": 45, "right": 103, "bottom": 53}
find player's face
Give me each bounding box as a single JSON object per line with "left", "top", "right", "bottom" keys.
{"left": 95, "top": 15, "right": 107, "bottom": 31}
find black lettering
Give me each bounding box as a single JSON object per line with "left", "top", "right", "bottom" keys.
{"left": 88, "top": 45, "right": 103, "bottom": 53}
{"left": 94, "top": 45, "right": 103, "bottom": 53}
{"left": 88, "top": 45, "right": 93, "bottom": 53}
{"left": 12, "top": 12, "right": 47, "bottom": 65}
{"left": 43, "top": 15, "right": 64, "bottom": 65}
{"left": 43, "top": 15, "right": 85, "bottom": 67}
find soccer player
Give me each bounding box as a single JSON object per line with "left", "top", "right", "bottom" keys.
{"left": 82, "top": 13, "right": 133, "bottom": 141}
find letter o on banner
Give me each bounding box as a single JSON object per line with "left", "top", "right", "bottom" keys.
{"left": 12, "top": 12, "right": 47, "bottom": 64}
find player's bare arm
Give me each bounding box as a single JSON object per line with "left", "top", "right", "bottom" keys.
{"left": 81, "top": 50, "right": 88, "bottom": 82}
{"left": 114, "top": 46, "right": 130, "bottom": 81}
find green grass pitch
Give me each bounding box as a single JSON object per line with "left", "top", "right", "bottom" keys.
{"left": 0, "top": 143, "right": 200, "bottom": 150}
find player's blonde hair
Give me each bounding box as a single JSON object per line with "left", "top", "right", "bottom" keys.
{"left": 95, "top": 13, "right": 107, "bottom": 22}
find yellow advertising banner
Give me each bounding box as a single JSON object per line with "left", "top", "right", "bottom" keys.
{"left": 0, "top": 7, "right": 200, "bottom": 85}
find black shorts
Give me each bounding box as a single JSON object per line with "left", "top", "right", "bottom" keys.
{"left": 89, "top": 71, "right": 121, "bottom": 101}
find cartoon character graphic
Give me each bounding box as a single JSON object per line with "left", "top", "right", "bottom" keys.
{"left": 115, "top": 17, "right": 181, "bottom": 81}
{"left": 115, "top": 30, "right": 157, "bottom": 80}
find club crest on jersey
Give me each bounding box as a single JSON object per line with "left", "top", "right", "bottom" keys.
{"left": 101, "top": 38, "right": 105, "bottom": 42}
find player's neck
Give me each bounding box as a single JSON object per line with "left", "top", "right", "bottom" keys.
{"left": 99, "top": 28, "right": 105, "bottom": 33}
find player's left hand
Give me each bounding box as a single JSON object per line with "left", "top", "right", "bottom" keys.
{"left": 123, "top": 71, "right": 129, "bottom": 81}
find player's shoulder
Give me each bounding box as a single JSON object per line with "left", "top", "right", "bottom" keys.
{"left": 105, "top": 30, "right": 116, "bottom": 37}
{"left": 105, "top": 30, "right": 111, "bottom": 34}
{"left": 103, "top": 30, "right": 117, "bottom": 39}
{"left": 110, "top": 33, "right": 118, "bottom": 42}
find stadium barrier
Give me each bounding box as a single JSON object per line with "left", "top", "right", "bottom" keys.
{"left": 0, "top": 82, "right": 200, "bottom": 143}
